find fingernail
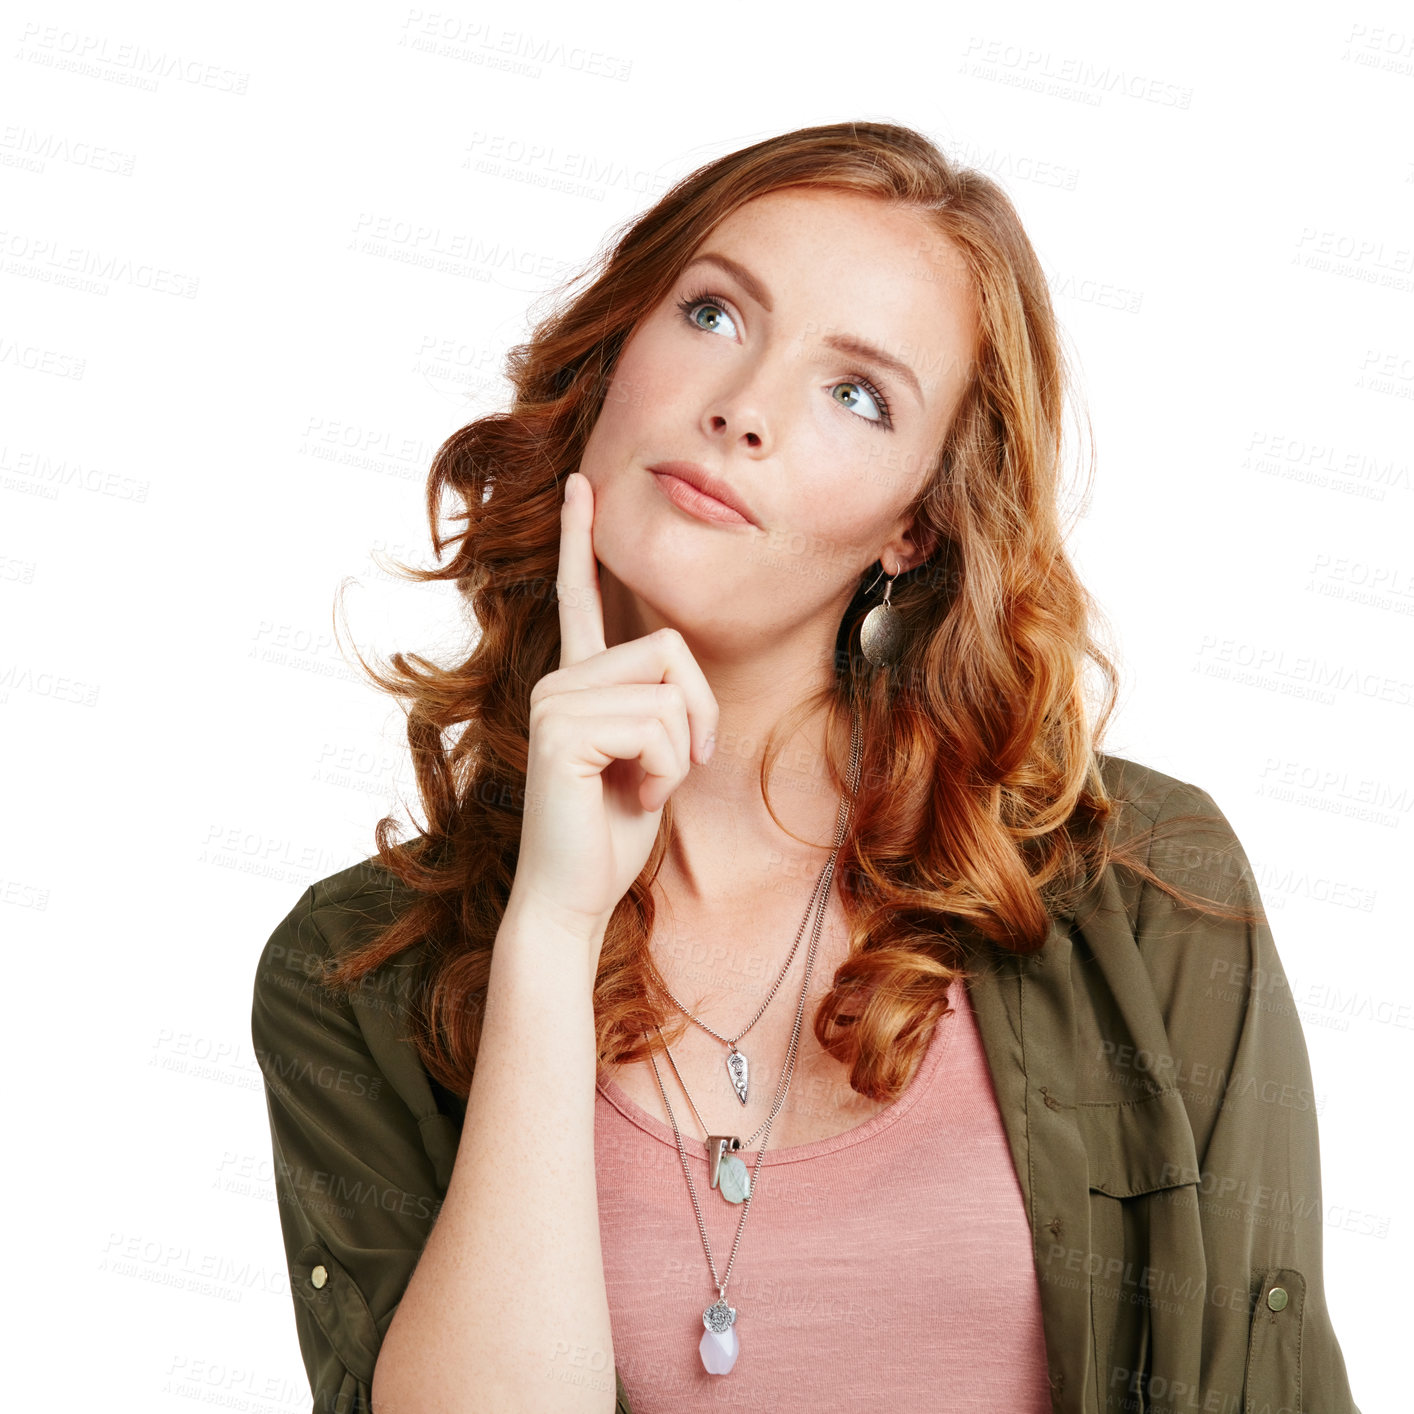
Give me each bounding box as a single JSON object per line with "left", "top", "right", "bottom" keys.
{"left": 702, "top": 734, "right": 716, "bottom": 763}
{"left": 565, "top": 473, "right": 577, "bottom": 502}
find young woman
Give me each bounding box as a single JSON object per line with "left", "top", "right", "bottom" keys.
{"left": 251, "top": 122, "right": 1361, "bottom": 1413}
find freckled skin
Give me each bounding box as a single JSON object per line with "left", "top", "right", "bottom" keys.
{"left": 582, "top": 187, "right": 981, "bottom": 1141}
{"left": 580, "top": 185, "right": 979, "bottom": 666}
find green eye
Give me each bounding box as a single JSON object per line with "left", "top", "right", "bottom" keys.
{"left": 833, "top": 381, "right": 888, "bottom": 424}
{"left": 674, "top": 286, "right": 894, "bottom": 430}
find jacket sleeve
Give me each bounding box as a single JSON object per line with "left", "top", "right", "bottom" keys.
{"left": 251, "top": 882, "right": 635, "bottom": 1414}
{"left": 1137, "top": 780, "right": 1361, "bottom": 1413}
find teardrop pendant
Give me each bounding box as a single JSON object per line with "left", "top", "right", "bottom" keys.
{"left": 725, "top": 1046, "right": 749, "bottom": 1105}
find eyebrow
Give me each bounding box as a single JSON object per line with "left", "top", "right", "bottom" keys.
{"left": 682, "top": 251, "right": 925, "bottom": 407}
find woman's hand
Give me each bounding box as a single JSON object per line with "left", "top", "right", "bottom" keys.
{"left": 507, "top": 471, "right": 720, "bottom": 955}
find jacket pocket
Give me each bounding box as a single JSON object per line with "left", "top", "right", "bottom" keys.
{"left": 1244, "top": 1267, "right": 1304, "bottom": 1414}
{"left": 1079, "top": 1088, "right": 1201, "bottom": 1414}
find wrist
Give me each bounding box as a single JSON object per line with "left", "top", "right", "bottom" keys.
{"left": 500, "top": 888, "right": 608, "bottom": 975}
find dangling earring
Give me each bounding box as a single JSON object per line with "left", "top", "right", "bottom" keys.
{"left": 860, "top": 559, "right": 905, "bottom": 669}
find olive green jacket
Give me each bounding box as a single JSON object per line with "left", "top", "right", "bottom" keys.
{"left": 250, "top": 755, "right": 1361, "bottom": 1413}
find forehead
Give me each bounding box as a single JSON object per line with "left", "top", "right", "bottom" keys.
{"left": 704, "top": 187, "right": 968, "bottom": 290}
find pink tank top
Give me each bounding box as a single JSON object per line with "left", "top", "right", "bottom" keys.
{"left": 594, "top": 974, "right": 1053, "bottom": 1411}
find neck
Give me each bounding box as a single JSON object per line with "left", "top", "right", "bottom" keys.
{"left": 598, "top": 568, "right": 852, "bottom": 910}
{"left": 660, "top": 705, "right": 850, "bottom": 905}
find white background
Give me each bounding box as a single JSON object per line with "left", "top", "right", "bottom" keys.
{"left": 4, "top": 2, "right": 1405, "bottom": 1409}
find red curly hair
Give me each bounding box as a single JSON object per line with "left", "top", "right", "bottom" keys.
{"left": 320, "top": 120, "right": 1247, "bottom": 1103}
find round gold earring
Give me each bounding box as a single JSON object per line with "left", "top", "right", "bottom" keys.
{"left": 860, "top": 560, "right": 904, "bottom": 668}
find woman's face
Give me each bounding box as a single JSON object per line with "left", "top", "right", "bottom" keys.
{"left": 578, "top": 185, "right": 980, "bottom": 661}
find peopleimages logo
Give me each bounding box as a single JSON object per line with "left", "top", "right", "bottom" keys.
{"left": 959, "top": 36, "right": 1194, "bottom": 109}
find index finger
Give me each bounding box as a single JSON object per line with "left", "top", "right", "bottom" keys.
{"left": 556, "top": 471, "right": 607, "bottom": 669}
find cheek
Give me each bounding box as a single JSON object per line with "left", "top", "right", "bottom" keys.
{"left": 765, "top": 498, "right": 882, "bottom": 580}
{"left": 852, "top": 437, "right": 932, "bottom": 506}
{"left": 807, "top": 466, "right": 898, "bottom": 537}
{"left": 599, "top": 337, "right": 679, "bottom": 431}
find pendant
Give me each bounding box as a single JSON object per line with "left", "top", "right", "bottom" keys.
{"left": 860, "top": 601, "right": 904, "bottom": 668}
{"left": 699, "top": 1296, "right": 739, "bottom": 1374}
{"left": 706, "top": 1136, "right": 750, "bottom": 1204}
{"left": 725, "top": 1046, "right": 749, "bottom": 1105}
{"left": 717, "top": 1154, "right": 750, "bottom": 1203}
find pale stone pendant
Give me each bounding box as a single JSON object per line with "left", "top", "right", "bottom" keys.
{"left": 700, "top": 1297, "right": 739, "bottom": 1374}
{"left": 706, "top": 1136, "right": 751, "bottom": 1202}
{"left": 726, "top": 1046, "right": 749, "bottom": 1104}
{"left": 717, "top": 1153, "right": 750, "bottom": 1203}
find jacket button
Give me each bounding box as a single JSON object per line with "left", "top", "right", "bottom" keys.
{"left": 1266, "top": 1286, "right": 1288, "bottom": 1311}
{"left": 311, "top": 1265, "right": 328, "bottom": 1290}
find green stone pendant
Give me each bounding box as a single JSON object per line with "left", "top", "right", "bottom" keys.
{"left": 706, "top": 1135, "right": 750, "bottom": 1203}
{"left": 717, "top": 1153, "right": 751, "bottom": 1203}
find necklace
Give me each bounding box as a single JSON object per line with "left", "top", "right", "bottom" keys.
{"left": 643, "top": 705, "right": 863, "bottom": 1375}
{"left": 657, "top": 873, "right": 819, "bottom": 1107}
{"left": 653, "top": 836, "right": 839, "bottom": 1206}
{"left": 656, "top": 1034, "right": 769, "bottom": 1205}
{"left": 656, "top": 710, "right": 863, "bottom": 1104}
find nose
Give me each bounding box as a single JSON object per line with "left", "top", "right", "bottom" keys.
{"left": 703, "top": 363, "right": 781, "bottom": 453}
{"left": 708, "top": 413, "right": 760, "bottom": 448}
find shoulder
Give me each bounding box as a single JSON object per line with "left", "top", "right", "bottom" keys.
{"left": 1069, "top": 755, "right": 1274, "bottom": 1093}
{"left": 250, "top": 855, "right": 425, "bottom": 1059}
{"left": 1094, "top": 750, "right": 1219, "bottom": 829}
{"left": 1093, "top": 751, "right": 1240, "bottom": 888}
{"left": 257, "top": 856, "right": 418, "bottom": 974}
{"left": 250, "top": 854, "right": 461, "bottom": 1132}
{"left": 1072, "top": 752, "right": 1257, "bottom": 945}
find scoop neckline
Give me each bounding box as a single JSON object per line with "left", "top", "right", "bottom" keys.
{"left": 595, "top": 975, "right": 962, "bottom": 1166}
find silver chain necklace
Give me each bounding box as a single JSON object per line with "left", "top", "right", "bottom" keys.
{"left": 655, "top": 1030, "right": 776, "bottom": 1204}
{"left": 643, "top": 705, "right": 863, "bottom": 1375}
{"left": 652, "top": 839, "right": 838, "bottom": 1208}
{"left": 656, "top": 864, "right": 818, "bottom": 1107}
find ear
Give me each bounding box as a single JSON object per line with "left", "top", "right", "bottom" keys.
{"left": 880, "top": 519, "right": 937, "bottom": 575}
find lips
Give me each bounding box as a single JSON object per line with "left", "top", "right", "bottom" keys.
{"left": 647, "top": 461, "right": 757, "bottom": 526}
